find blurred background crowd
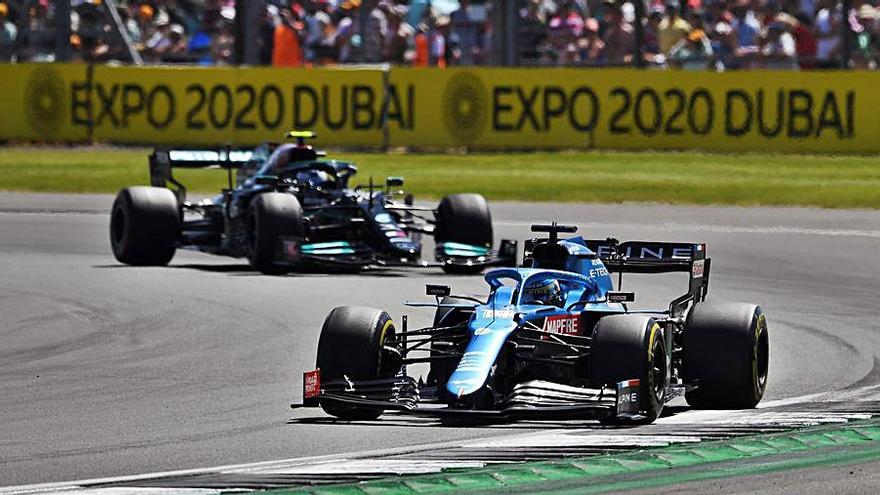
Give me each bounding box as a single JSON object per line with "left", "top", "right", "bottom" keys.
{"left": 0, "top": 0, "right": 876, "bottom": 69}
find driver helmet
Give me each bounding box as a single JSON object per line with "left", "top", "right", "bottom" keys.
{"left": 294, "top": 169, "right": 333, "bottom": 189}
{"left": 522, "top": 278, "right": 563, "bottom": 306}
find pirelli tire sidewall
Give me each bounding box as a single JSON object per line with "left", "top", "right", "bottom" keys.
{"left": 316, "top": 306, "right": 397, "bottom": 420}
{"left": 110, "top": 186, "right": 180, "bottom": 266}
{"left": 683, "top": 302, "right": 769, "bottom": 409}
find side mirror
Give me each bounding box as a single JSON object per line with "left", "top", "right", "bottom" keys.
{"left": 426, "top": 284, "right": 451, "bottom": 297}
{"left": 607, "top": 291, "right": 635, "bottom": 303}
{"left": 386, "top": 176, "right": 404, "bottom": 188}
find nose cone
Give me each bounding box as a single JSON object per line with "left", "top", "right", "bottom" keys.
{"left": 445, "top": 318, "right": 518, "bottom": 400}
{"left": 387, "top": 233, "right": 420, "bottom": 256}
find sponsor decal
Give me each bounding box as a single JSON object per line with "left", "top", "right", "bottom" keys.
{"left": 618, "top": 390, "right": 639, "bottom": 404}
{"left": 596, "top": 244, "right": 693, "bottom": 260}
{"left": 478, "top": 308, "right": 515, "bottom": 320}
{"left": 473, "top": 327, "right": 492, "bottom": 336}
{"left": 303, "top": 369, "right": 321, "bottom": 399}
{"left": 692, "top": 259, "right": 705, "bottom": 278}
{"left": 542, "top": 314, "right": 581, "bottom": 336}
{"left": 616, "top": 379, "right": 641, "bottom": 416}
{"left": 588, "top": 267, "right": 610, "bottom": 278}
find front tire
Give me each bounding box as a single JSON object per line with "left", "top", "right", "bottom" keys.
{"left": 683, "top": 302, "right": 769, "bottom": 409}
{"left": 246, "top": 193, "right": 303, "bottom": 275}
{"left": 590, "top": 314, "right": 668, "bottom": 424}
{"left": 434, "top": 193, "right": 493, "bottom": 274}
{"left": 110, "top": 186, "right": 179, "bottom": 266}
{"left": 316, "top": 306, "right": 399, "bottom": 420}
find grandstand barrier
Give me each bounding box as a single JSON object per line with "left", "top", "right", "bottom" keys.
{"left": 2, "top": 63, "right": 879, "bottom": 152}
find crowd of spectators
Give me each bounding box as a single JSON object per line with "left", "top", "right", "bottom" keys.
{"left": 256, "top": 0, "right": 496, "bottom": 67}
{"left": 0, "top": 1, "right": 238, "bottom": 63}
{"left": 521, "top": 0, "right": 880, "bottom": 69}
{"left": 0, "top": 0, "right": 878, "bottom": 69}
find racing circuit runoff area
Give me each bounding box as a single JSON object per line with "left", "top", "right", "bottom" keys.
{"left": 2, "top": 191, "right": 880, "bottom": 494}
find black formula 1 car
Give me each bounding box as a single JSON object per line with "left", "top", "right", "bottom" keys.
{"left": 110, "top": 132, "right": 515, "bottom": 274}
{"left": 294, "top": 223, "right": 769, "bottom": 424}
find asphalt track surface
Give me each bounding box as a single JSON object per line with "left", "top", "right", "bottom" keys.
{"left": 2, "top": 192, "right": 880, "bottom": 487}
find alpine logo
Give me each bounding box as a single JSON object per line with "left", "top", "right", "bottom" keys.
{"left": 542, "top": 314, "right": 581, "bottom": 337}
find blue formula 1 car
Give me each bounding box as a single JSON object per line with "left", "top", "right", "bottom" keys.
{"left": 295, "top": 223, "right": 769, "bottom": 423}
{"left": 110, "top": 131, "right": 514, "bottom": 274}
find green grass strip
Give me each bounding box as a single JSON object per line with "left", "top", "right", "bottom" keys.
{"left": 558, "top": 441, "right": 880, "bottom": 495}
{"left": 3, "top": 147, "right": 880, "bottom": 208}
{"left": 256, "top": 420, "right": 880, "bottom": 495}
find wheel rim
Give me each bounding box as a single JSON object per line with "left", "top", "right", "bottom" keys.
{"left": 650, "top": 335, "right": 667, "bottom": 402}
{"left": 755, "top": 317, "right": 769, "bottom": 392}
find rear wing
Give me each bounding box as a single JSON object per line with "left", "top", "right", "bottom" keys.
{"left": 524, "top": 236, "right": 710, "bottom": 317}
{"left": 585, "top": 239, "right": 710, "bottom": 317}
{"left": 149, "top": 148, "right": 257, "bottom": 202}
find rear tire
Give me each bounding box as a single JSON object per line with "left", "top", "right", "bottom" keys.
{"left": 316, "top": 306, "right": 398, "bottom": 420}
{"left": 434, "top": 193, "right": 493, "bottom": 274}
{"left": 683, "top": 302, "right": 769, "bottom": 409}
{"left": 110, "top": 186, "right": 179, "bottom": 266}
{"left": 246, "top": 193, "right": 303, "bottom": 275}
{"left": 590, "top": 314, "right": 668, "bottom": 424}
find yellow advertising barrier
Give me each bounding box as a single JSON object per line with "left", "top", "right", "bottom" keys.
{"left": 2, "top": 64, "right": 879, "bottom": 153}
{"left": 86, "top": 65, "right": 385, "bottom": 146}
{"left": 390, "top": 67, "right": 880, "bottom": 153}
{"left": 0, "top": 63, "right": 89, "bottom": 142}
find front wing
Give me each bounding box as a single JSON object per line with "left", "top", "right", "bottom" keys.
{"left": 293, "top": 370, "right": 648, "bottom": 421}
{"left": 274, "top": 238, "right": 518, "bottom": 271}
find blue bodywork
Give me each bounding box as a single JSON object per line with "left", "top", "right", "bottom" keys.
{"left": 444, "top": 237, "right": 626, "bottom": 399}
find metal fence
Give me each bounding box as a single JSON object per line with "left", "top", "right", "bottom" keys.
{"left": 0, "top": 0, "right": 869, "bottom": 69}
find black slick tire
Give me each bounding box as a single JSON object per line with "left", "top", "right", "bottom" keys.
{"left": 316, "top": 306, "right": 398, "bottom": 420}
{"left": 110, "top": 186, "right": 179, "bottom": 266}
{"left": 683, "top": 302, "right": 769, "bottom": 409}
{"left": 246, "top": 192, "right": 303, "bottom": 274}
{"left": 590, "top": 314, "right": 668, "bottom": 424}
{"left": 434, "top": 193, "right": 493, "bottom": 274}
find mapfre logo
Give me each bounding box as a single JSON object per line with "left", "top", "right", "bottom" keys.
{"left": 542, "top": 314, "right": 581, "bottom": 337}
